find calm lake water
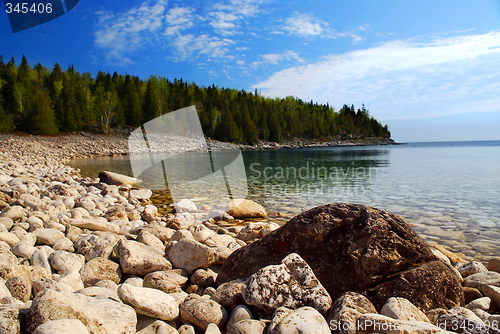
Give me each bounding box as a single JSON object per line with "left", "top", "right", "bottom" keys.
{"left": 68, "top": 140, "right": 500, "bottom": 261}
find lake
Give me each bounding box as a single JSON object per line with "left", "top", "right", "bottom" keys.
{"left": 68, "top": 140, "right": 500, "bottom": 261}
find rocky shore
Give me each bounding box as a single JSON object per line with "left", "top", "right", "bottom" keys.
{"left": 2, "top": 134, "right": 500, "bottom": 334}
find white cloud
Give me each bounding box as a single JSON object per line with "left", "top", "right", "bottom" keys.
{"left": 253, "top": 50, "right": 304, "bottom": 66}
{"left": 173, "top": 34, "right": 234, "bottom": 59}
{"left": 164, "top": 7, "right": 194, "bottom": 35}
{"left": 252, "top": 31, "right": 500, "bottom": 120}
{"left": 282, "top": 13, "right": 325, "bottom": 37}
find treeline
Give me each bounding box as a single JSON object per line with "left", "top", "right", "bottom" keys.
{"left": 0, "top": 55, "right": 390, "bottom": 142}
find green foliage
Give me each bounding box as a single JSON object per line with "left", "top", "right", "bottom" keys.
{"left": 0, "top": 55, "right": 391, "bottom": 141}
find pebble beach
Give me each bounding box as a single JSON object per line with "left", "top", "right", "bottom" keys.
{"left": 1, "top": 132, "right": 500, "bottom": 334}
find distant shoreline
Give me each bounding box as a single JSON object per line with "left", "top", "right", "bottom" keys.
{"left": 0, "top": 132, "right": 397, "bottom": 162}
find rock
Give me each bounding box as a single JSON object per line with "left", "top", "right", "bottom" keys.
{"left": 124, "top": 277, "right": 143, "bottom": 287}
{"left": 436, "top": 312, "right": 488, "bottom": 334}
{"left": 137, "top": 230, "right": 165, "bottom": 252}
{"left": 78, "top": 286, "right": 120, "bottom": 301}
{"left": 94, "top": 279, "right": 118, "bottom": 291}
{"left": 31, "top": 249, "right": 52, "bottom": 273}
{"left": 98, "top": 171, "right": 141, "bottom": 186}
{"left": 142, "top": 205, "right": 159, "bottom": 223}
{"left": 466, "top": 297, "right": 491, "bottom": 311}
{"left": 425, "top": 308, "right": 449, "bottom": 324}
{"left": 180, "top": 294, "right": 228, "bottom": 331}
{"left": 62, "top": 218, "right": 120, "bottom": 234}
{"left": 226, "top": 199, "right": 266, "bottom": 218}
{"left": 189, "top": 224, "right": 215, "bottom": 243}
{"left": 480, "top": 285, "right": 500, "bottom": 309}
{"left": 57, "top": 270, "right": 84, "bottom": 291}
{"left": 0, "top": 217, "right": 14, "bottom": 231}
{"left": 459, "top": 261, "right": 488, "bottom": 278}
{"left": 356, "top": 313, "right": 436, "bottom": 334}
{"left": 136, "top": 320, "right": 178, "bottom": 334}
{"left": 0, "top": 231, "right": 20, "bottom": 247}
{"left": 33, "top": 229, "right": 65, "bottom": 246}
{"left": 168, "top": 239, "right": 218, "bottom": 275}
{"left": 214, "top": 280, "right": 246, "bottom": 311}
{"left": 5, "top": 276, "right": 31, "bottom": 302}
{"left": 52, "top": 237, "right": 74, "bottom": 252}
{"left": 326, "top": 292, "right": 377, "bottom": 334}
{"left": 487, "top": 258, "right": 500, "bottom": 273}
{"left": 0, "top": 303, "right": 25, "bottom": 334}
{"left": 49, "top": 251, "right": 85, "bottom": 275}
{"left": 464, "top": 287, "right": 483, "bottom": 304}
{"left": 242, "top": 253, "right": 332, "bottom": 314}
{"left": 237, "top": 223, "right": 270, "bottom": 242}
{"left": 143, "top": 270, "right": 187, "bottom": 293}
{"left": 117, "top": 239, "right": 172, "bottom": 275}
{"left": 227, "top": 305, "right": 253, "bottom": 331}
{"left": 464, "top": 272, "right": 500, "bottom": 289}
{"left": 74, "top": 234, "right": 118, "bottom": 261}
{"left": 104, "top": 206, "right": 129, "bottom": 222}
{"left": 208, "top": 210, "right": 233, "bottom": 222}
{"left": 12, "top": 240, "right": 37, "bottom": 259}
{"left": 0, "top": 242, "right": 17, "bottom": 267}
{"left": 228, "top": 319, "right": 266, "bottom": 334}
{"left": 80, "top": 257, "right": 122, "bottom": 287}
{"left": 365, "top": 260, "right": 464, "bottom": 311}
{"left": 380, "top": 297, "right": 430, "bottom": 323}
{"left": 206, "top": 322, "right": 222, "bottom": 334}
{"left": 117, "top": 283, "right": 179, "bottom": 321}
{"left": 0, "top": 205, "right": 26, "bottom": 221}
{"left": 191, "top": 268, "right": 218, "bottom": 289}
{"left": 175, "top": 199, "right": 198, "bottom": 213}
{"left": 129, "top": 189, "right": 153, "bottom": 200}
{"left": 178, "top": 324, "right": 196, "bottom": 334}
{"left": 130, "top": 223, "right": 175, "bottom": 243}
{"left": 26, "top": 289, "right": 137, "bottom": 334}
{"left": 0, "top": 265, "right": 51, "bottom": 285}
{"left": 32, "top": 319, "right": 90, "bottom": 334}
{"left": 217, "top": 204, "right": 439, "bottom": 306}
{"left": 272, "top": 307, "right": 329, "bottom": 334}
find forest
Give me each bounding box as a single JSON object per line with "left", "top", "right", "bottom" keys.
{"left": 0, "top": 55, "right": 390, "bottom": 143}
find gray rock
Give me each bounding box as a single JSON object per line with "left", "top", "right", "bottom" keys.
{"left": 242, "top": 253, "right": 332, "bottom": 315}
{"left": 26, "top": 289, "right": 137, "bottom": 334}
{"left": 32, "top": 319, "right": 90, "bottom": 334}
{"left": 117, "top": 283, "right": 179, "bottom": 321}
{"left": 180, "top": 294, "right": 228, "bottom": 330}
{"left": 117, "top": 239, "right": 172, "bottom": 275}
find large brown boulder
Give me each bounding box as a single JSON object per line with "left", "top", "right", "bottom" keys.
{"left": 216, "top": 203, "right": 463, "bottom": 310}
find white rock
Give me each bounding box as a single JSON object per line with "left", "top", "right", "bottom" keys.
{"left": 12, "top": 240, "right": 38, "bottom": 259}
{"left": 381, "top": 297, "right": 430, "bottom": 323}
{"left": 273, "top": 307, "right": 329, "bottom": 334}
{"left": 32, "top": 319, "right": 90, "bottom": 334}
{"left": 33, "top": 228, "right": 65, "bottom": 246}
{"left": 49, "top": 251, "right": 85, "bottom": 274}
{"left": 117, "top": 240, "right": 172, "bottom": 275}
{"left": 175, "top": 199, "right": 198, "bottom": 213}
{"left": 227, "top": 305, "right": 253, "bottom": 331}
{"left": 168, "top": 239, "right": 218, "bottom": 275}
{"left": 57, "top": 270, "right": 84, "bottom": 291}
{"left": 136, "top": 320, "right": 178, "bottom": 334}
{"left": 118, "top": 283, "right": 179, "bottom": 321}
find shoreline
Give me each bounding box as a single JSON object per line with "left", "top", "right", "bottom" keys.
{"left": 0, "top": 132, "right": 397, "bottom": 162}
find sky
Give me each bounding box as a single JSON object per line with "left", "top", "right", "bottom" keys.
{"left": 1, "top": 0, "right": 500, "bottom": 142}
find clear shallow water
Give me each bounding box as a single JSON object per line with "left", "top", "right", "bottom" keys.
{"left": 69, "top": 140, "right": 500, "bottom": 261}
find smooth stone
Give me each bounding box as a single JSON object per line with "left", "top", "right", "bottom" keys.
{"left": 458, "top": 261, "right": 488, "bottom": 278}
{"left": 33, "top": 228, "right": 65, "bottom": 246}
{"left": 0, "top": 241, "right": 17, "bottom": 266}
{"left": 0, "top": 205, "right": 26, "bottom": 221}
{"left": 25, "top": 289, "right": 137, "bottom": 334}
{"left": 206, "top": 322, "right": 222, "bottom": 334}
{"left": 117, "top": 239, "right": 172, "bottom": 275}
{"left": 242, "top": 253, "right": 332, "bottom": 315}
{"left": 0, "top": 278, "right": 14, "bottom": 303}
{"left": 0, "top": 217, "right": 14, "bottom": 230}
{"left": 0, "top": 231, "right": 20, "bottom": 247}
{"left": 168, "top": 239, "right": 218, "bottom": 275}
{"left": 381, "top": 297, "right": 430, "bottom": 323}
{"left": 143, "top": 270, "right": 187, "bottom": 293}
{"left": 227, "top": 305, "right": 253, "bottom": 331}
{"left": 228, "top": 319, "right": 266, "bottom": 334}
{"left": 99, "top": 171, "right": 141, "bottom": 186}
{"left": 436, "top": 313, "right": 487, "bottom": 334}
{"left": 129, "top": 189, "right": 153, "bottom": 200}
{"left": 466, "top": 297, "right": 491, "bottom": 311}
{"left": 137, "top": 230, "right": 165, "bottom": 252}
{"left": 12, "top": 240, "right": 37, "bottom": 259}
{"left": 78, "top": 286, "right": 120, "bottom": 301}
{"left": 94, "top": 280, "right": 119, "bottom": 292}
{"left": 237, "top": 222, "right": 269, "bottom": 242}
{"left": 488, "top": 258, "right": 500, "bottom": 273}
{"left": 31, "top": 249, "right": 52, "bottom": 273}
{"left": 464, "top": 272, "right": 500, "bottom": 289}
{"left": 49, "top": 251, "right": 85, "bottom": 275}
{"left": 117, "top": 283, "right": 179, "bottom": 321}
{"left": 57, "top": 270, "right": 84, "bottom": 291}
{"left": 32, "top": 319, "right": 90, "bottom": 334}
{"left": 190, "top": 268, "right": 218, "bottom": 289}
{"left": 175, "top": 199, "right": 198, "bottom": 213}
{"left": 130, "top": 223, "right": 175, "bottom": 243}
{"left": 226, "top": 199, "right": 267, "bottom": 218}
{"left": 178, "top": 324, "right": 196, "bottom": 334}
{"left": 80, "top": 257, "right": 122, "bottom": 287}
{"left": 52, "top": 237, "right": 75, "bottom": 252}
{"left": 136, "top": 320, "right": 178, "bottom": 334}
{"left": 480, "top": 285, "right": 500, "bottom": 308}
{"left": 273, "top": 307, "right": 329, "bottom": 334}
{"left": 180, "top": 294, "right": 228, "bottom": 331}
{"left": 104, "top": 205, "right": 129, "bottom": 222}
{"left": 62, "top": 218, "right": 120, "bottom": 234}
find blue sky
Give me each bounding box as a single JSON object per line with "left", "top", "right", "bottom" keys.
{"left": 1, "top": 0, "right": 500, "bottom": 142}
